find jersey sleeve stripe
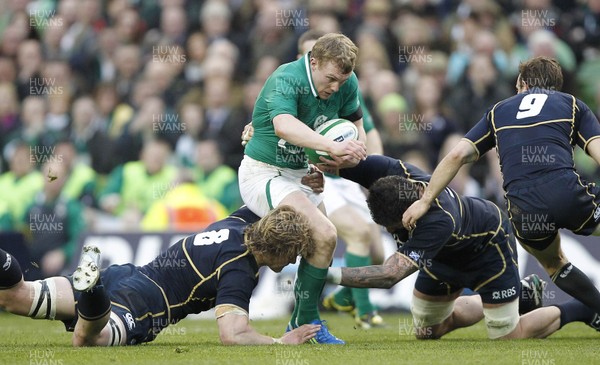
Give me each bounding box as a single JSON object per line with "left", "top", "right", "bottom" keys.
{"left": 397, "top": 252, "right": 419, "bottom": 269}
{"left": 583, "top": 135, "right": 600, "bottom": 153}
{"left": 461, "top": 138, "right": 481, "bottom": 160}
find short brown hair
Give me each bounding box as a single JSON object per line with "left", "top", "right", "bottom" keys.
{"left": 298, "top": 29, "right": 326, "bottom": 54}
{"left": 518, "top": 56, "right": 563, "bottom": 91}
{"left": 311, "top": 33, "right": 358, "bottom": 74}
{"left": 244, "top": 205, "right": 316, "bottom": 259}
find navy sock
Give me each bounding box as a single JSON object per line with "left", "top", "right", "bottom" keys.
{"left": 555, "top": 299, "right": 595, "bottom": 328}
{"left": 0, "top": 249, "right": 23, "bottom": 289}
{"left": 552, "top": 263, "right": 600, "bottom": 314}
{"left": 77, "top": 279, "right": 111, "bottom": 321}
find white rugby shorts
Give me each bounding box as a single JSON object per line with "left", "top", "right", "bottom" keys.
{"left": 322, "top": 176, "right": 373, "bottom": 222}
{"left": 238, "top": 155, "right": 324, "bottom": 217}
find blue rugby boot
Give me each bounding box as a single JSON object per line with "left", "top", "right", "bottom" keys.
{"left": 307, "top": 320, "right": 345, "bottom": 345}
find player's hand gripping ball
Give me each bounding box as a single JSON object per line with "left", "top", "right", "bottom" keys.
{"left": 304, "top": 119, "right": 359, "bottom": 163}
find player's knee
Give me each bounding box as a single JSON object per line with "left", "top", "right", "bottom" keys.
{"left": 340, "top": 223, "right": 371, "bottom": 249}
{"left": 313, "top": 220, "right": 337, "bottom": 248}
{"left": 483, "top": 300, "right": 519, "bottom": 339}
{"left": 356, "top": 225, "right": 371, "bottom": 245}
{"left": 411, "top": 296, "right": 454, "bottom": 339}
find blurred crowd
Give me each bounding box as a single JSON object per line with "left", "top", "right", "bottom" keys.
{"left": 1, "top": 0, "right": 600, "bottom": 275}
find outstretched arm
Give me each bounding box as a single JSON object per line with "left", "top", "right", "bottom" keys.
{"left": 402, "top": 139, "right": 478, "bottom": 229}
{"left": 216, "top": 305, "right": 320, "bottom": 345}
{"left": 329, "top": 252, "right": 418, "bottom": 289}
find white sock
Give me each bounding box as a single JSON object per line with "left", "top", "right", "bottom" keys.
{"left": 327, "top": 268, "right": 342, "bottom": 285}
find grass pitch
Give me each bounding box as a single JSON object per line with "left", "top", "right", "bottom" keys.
{"left": 1, "top": 311, "right": 598, "bottom": 365}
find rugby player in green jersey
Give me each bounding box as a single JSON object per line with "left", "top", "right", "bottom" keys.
{"left": 239, "top": 33, "right": 368, "bottom": 344}
{"left": 242, "top": 30, "right": 386, "bottom": 329}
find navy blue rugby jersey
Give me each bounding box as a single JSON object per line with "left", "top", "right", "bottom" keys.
{"left": 464, "top": 90, "right": 600, "bottom": 191}
{"left": 138, "top": 207, "right": 261, "bottom": 323}
{"left": 340, "top": 155, "right": 507, "bottom": 281}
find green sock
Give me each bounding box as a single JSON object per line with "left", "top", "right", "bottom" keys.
{"left": 292, "top": 258, "right": 327, "bottom": 326}
{"left": 333, "top": 286, "right": 354, "bottom": 308}
{"left": 346, "top": 252, "right": 374, "bottom": 316}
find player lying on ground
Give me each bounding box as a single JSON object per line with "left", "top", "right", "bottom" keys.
{"left": 308, "top": 155, "right": 600, "bottom": 339}
{"left": 0, "top": 206, "right": 321, "bottom": 346}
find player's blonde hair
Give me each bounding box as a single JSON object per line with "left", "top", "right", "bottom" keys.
{"left": 244, "top": 205, "right": 315, "bottom": 260}
{"left": 311, "top": 33, "right": 358, "bottom": 74}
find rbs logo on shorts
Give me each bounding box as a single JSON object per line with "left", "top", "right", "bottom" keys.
{"left": 492, "top": 286, "right": 516, "bottom": 300}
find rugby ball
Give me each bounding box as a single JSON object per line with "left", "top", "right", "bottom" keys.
{"left": 304, "top": 119, "right": 359, "bottom": 163}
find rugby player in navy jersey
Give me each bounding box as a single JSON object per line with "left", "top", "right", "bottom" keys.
{"left": 403, "top": 56, "right": 600, "bottom": 320}
{"left": 0, "top": 205, "right": 323, "bottom": 346}
{"left": 311, "top": 155, "right": 599, "bottom": 339}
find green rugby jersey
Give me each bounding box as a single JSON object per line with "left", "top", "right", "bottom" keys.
{"left": 245, "top": 52, "right": 361, "bottom": 169}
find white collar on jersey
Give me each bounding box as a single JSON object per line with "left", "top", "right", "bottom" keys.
{"left": 304, "top": 52, "right": 318, "bottom": 98}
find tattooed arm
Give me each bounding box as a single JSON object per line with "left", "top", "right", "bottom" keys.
{"left": 340, "top": 253, "right": 418, "bottom": 289}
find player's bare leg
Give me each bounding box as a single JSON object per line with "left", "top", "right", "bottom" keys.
{"left": 72, "top": 312, "right": 113, "bottom": 347}
{"left": 495, "top": 303, "right": 561, "bottom": 339}
{"left": 369, "top": 224, "right": 385, "bottom": 265}
{"left": 420, "top": 296, "right": 557, "bottom": 340}
{"left": 419, "top": 289, "right": 597, "bottom": 340}
{"left": 491, "top": 297, "right": 598, "bottom": 340}
{"left": 329, "top": 206, "right": 370, "bottom": 264}
{"left": 0, "top": 248, "right": 75, "bottom": 320}
{"left": 280, "top": 192, "right": 344, "bottom": 344}
{"left": 521, "top": 234, "right": 600, "bottom": 314}
{"left": 520, "top": 234, "right": 568, "bottom": 275}
{"left": 280, "top": 193, "right": 337, "bottom": 268}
